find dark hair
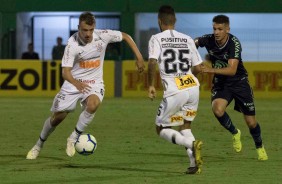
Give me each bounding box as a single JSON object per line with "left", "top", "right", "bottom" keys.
{"left": 79, "top": 12, "right": 96, "bottom": 25}
{"left": 213, "top": 15, "right": 229, "bottom": 25}
{"left": 158, "top": 5, "right": 176, "bottom": 25}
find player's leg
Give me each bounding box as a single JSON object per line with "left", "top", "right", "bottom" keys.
{"left": 244, "top": 115, "right": 268, "bottom": 160}
{"left": 212, "top": 89, "right": 241, "bottom": 152}
{"left": 155, "top": 91, "right": 201, "bottom": 174}
{"left": 26, "top": 112, "right": 68, "bottom": 160}
{"left": 157, "top": 125, "right": 194, "bottom": 149}
{"left": 179, "top": 121, "right": 203, "bottom": 174}
{"left": 212, "top": 98, "right": 239, "bottom": 134}
{"left": 66, "top": 91, "right": 102, "bottom": 157}
{"left": 155, "top": 94, "right": 194, "bottom": 149}
{"left": 155, "top": 93, "right": 194, "bottom": 145}
{"left": 27, "top": 89, "right": 81, "bottom": 159}
{"left": 179, "top": 86, "right": 198, "bottom": 143}
{"left": 179, "top": 87, "right": 203, "bottom": 174}
{"left": 234, "top": 78, "right": 267, "bottom": 160}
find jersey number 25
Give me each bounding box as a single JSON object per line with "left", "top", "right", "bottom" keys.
{"left": 164, "top": 49, "right": 191, "bottom": 74}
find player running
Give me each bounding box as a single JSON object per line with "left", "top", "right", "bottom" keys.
{"left": 195, "top": 14, "right": 268, "bottom": 160}
{"left": 26, "top": 12, "right": 145, "bottom": 159}
{"left": 148, "top": 5, "right": 203, "bottom": 174}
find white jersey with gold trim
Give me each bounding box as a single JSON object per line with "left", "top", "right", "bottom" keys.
{"left": 62, "top": 29, "right": 122, "bottom": 84}
{"left": 149, "top": 30, "right": 203, "bottom": 97}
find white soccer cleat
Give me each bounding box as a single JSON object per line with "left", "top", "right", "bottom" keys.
{"left": 26, "top": 145, "right": 41, "bottom": 160}
{"left": 66, "top": 138, "right": 76, "bottom": 157}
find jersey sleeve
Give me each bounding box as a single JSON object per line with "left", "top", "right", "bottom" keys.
{"left": 62, "top": 43, "right": 77, "bottom": 67}
{"left": 228, "top": 36, "right": 242, "bottom": 60}
{"left": 148, "top": 35, "right": 161, "bottom": 60}
{"left": 197, "top": 34, "right": 210, "bottom": 48}
{"left": 190, "top": 39, "right": 203, "bottom": 66}
{"left": 100, "top": 30, "right": 122, "bottom": 43}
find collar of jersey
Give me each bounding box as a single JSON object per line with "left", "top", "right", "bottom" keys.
{"left": 215, "top": 34, "right": 229, "bottom": 49}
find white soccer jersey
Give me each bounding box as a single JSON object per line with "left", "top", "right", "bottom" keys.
{"left": 62, "top": 29, "right": 122, "bottom": 84}
{"left": 149, "top": 30, "right": 203, "bottom": 97}
{"left": 50, "top": 29, "right": 122, "bottom": 112}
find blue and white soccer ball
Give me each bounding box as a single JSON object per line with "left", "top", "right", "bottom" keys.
{"left": 75, "top": 133, "right": 97, "bottom": 155}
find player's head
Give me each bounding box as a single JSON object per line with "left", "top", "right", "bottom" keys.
{"left": 78, "top": 12, "right": 95, "bottom": 43}
{"left": 158, "top": 5, "right": 176, "bottom": 31}
{"left": 56, "top": 37, "right": 63, "bottom": 45}
{"left": 212, "top": 15, "right": 230, "bottom": 43}
{"left": 28, "top": 43, "right": 34, "bottom": 52}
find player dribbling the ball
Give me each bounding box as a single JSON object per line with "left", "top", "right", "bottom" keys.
{"left": 26, "top": 12, "right": 145, "bottom": 160}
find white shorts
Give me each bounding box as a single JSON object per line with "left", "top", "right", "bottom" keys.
{"left": 50, "top": 81, "right": 105, "bottom": 112}
{"left": 155, "top": 86, "right": 199, "bottom": 127}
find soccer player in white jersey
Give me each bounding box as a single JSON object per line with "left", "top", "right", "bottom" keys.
{"left": 148, "top": 5, "right": 203, "bottom": 174}
{"left": 26, "top": 12, "right": 145, "bottom": 159}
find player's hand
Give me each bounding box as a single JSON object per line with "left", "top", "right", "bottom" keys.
{"left": 74, "top": 80, "right": 92, "bottom": 94}
{"left": 200, "top": 64, "right": 213, "bottom": 73}
{"left": 136, "top": 60, "right": 145, "bottom": 73}
{"left": 148, "top": 86, "right": 156, "bottom": 101}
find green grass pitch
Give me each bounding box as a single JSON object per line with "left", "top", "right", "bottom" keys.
{"left": 0, "top": 97, "right": 281, "bottom": 184}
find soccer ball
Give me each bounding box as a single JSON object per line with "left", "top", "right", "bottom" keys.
{"left": 75, "top": 133, "right": 97, "bottom": 155}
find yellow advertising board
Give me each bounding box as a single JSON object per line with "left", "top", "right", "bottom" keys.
{"left": 122, "top": 61, "right": 282, "bottom": 98}
{"left": 244, "top": 62, "right": 282, "bottom": 98}
{"left": 0, "top": 60, "right": 115, "bottom": 97}
{"left": 1, "top": 60, "right": 281, "bottom": 98}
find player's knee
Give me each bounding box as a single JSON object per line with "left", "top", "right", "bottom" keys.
{"left": 86, "top": 101, "right": 100, "bottom": 113}
{"left": 245, "top": 118, "right": 257, "bottom": 128}
{"left": 212, "top": 106, "right": 225, "bottom": 117}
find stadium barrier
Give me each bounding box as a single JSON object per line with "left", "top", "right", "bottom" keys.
{"left": 121, "top": 61, "right": 282, "bottom": 98}
{"left": 0, "top": 60, "right": 115, "bottom": 97}
{"left": 0, "top": 60, "right": 281, "bottom": 98}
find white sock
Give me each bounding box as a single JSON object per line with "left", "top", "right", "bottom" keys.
{"left": 68, "top": 110, "right": 95, "bottom": 140}
{"left": 187, "top": 149, "right": 196, "bottom": 167}
{"left": 37, "top": 117, "right": 56, "bottom": 148}
{"left": 159, "top": 128, "right": 193, "bottom": 149}
{"left": 181, "top": 129, "right": 196, "bottom": 167}
{"left": 76, "top": 110, "right": 95, "bottom": 132}
{"left": 180, "top": 129, "right": 195, "bottom": 141}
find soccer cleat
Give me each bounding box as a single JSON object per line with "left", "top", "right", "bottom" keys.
{"left": 186, "top": 166, "right": 201, "bottom": 174}
{"left": 193, "top": 140, "right": 203, "bottom": 168}
{"left": 232, "top": 129, "right": 242, "bottom": 153}
{"left": 26, "top": 145, "right": 41, "bottom": 160}
{"left": 257, "top": 146, "right": 268, "bottom": 161}
{"left": 66, "top": 137, "right": 76, "bottom": 157}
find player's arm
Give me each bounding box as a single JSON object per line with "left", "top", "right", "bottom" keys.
{"left": 148, "top": 58, "right": 157, "bottom": 100}
{"left": 190, "top": 38, "right": 204, "bottom": 76}
{"left": 121, "top": 32, "right": 145, "bottom": 73}
{"left": 201, "top": 59, "right": 238, "bottom": 76}
{"left": 62, "top": 67, "right": 91, "bottom": 93}
{"left": 192, "top": 63, "right": 203, "bottom": 76}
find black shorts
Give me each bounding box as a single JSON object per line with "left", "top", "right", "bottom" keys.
{"left": 211, "top": 77, "right": 256, "bottom": 115}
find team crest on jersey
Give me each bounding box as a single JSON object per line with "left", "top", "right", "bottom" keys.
{"left": 96, "top": 43, "right": 103, "bottom": 52}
